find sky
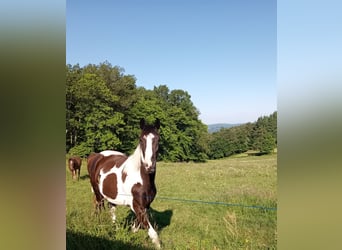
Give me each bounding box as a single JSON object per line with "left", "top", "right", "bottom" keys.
{"left": 66, "top": 0, "right": 276, "bottom": 125}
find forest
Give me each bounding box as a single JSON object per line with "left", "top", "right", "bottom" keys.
{"left": 66, "top": 62, "right": 277, "bottom": 162}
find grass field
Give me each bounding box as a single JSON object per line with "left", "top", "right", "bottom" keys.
{"left": 66, "top": 154, "right": 277, "bottom": 249}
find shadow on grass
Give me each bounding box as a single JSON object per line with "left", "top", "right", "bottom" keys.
{"left": 80, "top": 174, "right": 90, "bottom": 180}
{"left": 66, "top": 230, "right": 152, "bottom": 250}
{"left": 126, "top": 207, "right": 173, "bottom": 232}
{"left": 150, "top": 207, "right": 173, "bottom": 230}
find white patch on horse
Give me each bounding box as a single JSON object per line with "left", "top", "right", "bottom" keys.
{"left": 124, "top": 144, "right": 144, "bottom": 174}
{"left": 144, "top": 133, "right": 155, "bottom": 168}
{"left": 148, "top": 221, "right": 161, "bottom": 248}
{"left": 100, "top": 150, "right": 125, "bottom": 157}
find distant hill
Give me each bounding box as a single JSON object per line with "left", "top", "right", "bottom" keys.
{"left": 207, "top": 123, "right": 242, "bottom": 133}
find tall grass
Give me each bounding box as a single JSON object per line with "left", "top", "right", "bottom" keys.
{"left": 66, "top": 154, "right": 277, "bottom": 249}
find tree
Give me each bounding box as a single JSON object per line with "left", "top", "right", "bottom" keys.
{"left": 208, "top": 112, "right": 277, "bottom": 159}
{"left": 208, "top": 133, "right": 231, "bottom": 159}
{"left": 66, "top": 70, "right": 124, "bottom": 156}
{"left": 250, "top": 113, "right": 277, "bottom": 152}
{"left": 260, "top": 132, "right": 276, "bottom": 153}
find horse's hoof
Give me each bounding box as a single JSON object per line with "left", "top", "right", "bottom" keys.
{"left": 152, "top": 239, "right": 161, "bottom": 249}
{"left": 132, "top": 227, "right": 139, "bottom": 233}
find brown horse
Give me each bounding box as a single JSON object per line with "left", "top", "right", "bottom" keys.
{"left": 68, "top": 156, "right": 82, "bottom": 181}
{"left": 87, "top": 118, "right": 161, "bottom": 248}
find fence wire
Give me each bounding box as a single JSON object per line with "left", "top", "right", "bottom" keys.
{"left": 155, "top": 196, "right": 277, "bottom": 211}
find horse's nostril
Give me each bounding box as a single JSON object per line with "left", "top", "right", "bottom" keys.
{"left": 148, "top": 167, "right": 156, "bottom": 173}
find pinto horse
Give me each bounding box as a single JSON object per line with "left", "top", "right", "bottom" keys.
{"left": 88, "top": 118, "right": 161, "bottom": 248}
{"left": 68, "top": 156, "right": 82, "bottom": 181}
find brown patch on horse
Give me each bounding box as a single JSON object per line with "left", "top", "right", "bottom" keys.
{"left": 103, "top": 173, "right": 118, "bottom": 199}
{"left": 87, "top": 153, "right": 105, "bottom": 208}
{"left": 87, "top": 153, "right": 104, "bottom": 176}
{"left": 98, "top": 154, "right": 128, "bottom": 174}
{"left": 122, "top": 172, "right": 127, "bottom": 183}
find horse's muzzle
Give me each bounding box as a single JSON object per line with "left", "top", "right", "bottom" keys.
{"left": 144, "top": 164, "right": 156, "bottom": 174}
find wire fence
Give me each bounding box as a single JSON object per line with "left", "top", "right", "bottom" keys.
{"left": 111, "top": 194, "right": 277, "bottom": 211}
{"left": 155, "top": 196, "right": 277, "bottom": 211}
{"left": 102, "top": 193, "right": 277, "bottom": 211}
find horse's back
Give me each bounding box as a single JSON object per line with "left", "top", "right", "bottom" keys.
{"left": 96, "top": 154, "right": 128, "bottom": 176}
{"left": 88, "top": 153, "right": 128, "bottom": 188}
{"left": 100, "top": 150, "right": 126, "bottom": 157}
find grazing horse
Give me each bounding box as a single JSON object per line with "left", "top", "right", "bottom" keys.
{"left": 68, "top": 156, "right": 82, "bottom": 181}
{"left": 88, "top": 118, "right": 161, "bottom": 248}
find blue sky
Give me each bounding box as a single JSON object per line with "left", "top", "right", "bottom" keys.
{"left": 66, "top": 0, "right": 276, "bottom": 124}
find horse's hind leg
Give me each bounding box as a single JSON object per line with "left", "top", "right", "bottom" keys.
{"left": 91, "top": 193, "right": 105, "bottom": 215}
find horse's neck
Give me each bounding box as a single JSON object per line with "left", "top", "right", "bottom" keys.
{"left": 124, "top": 144, "right": 142, "bottom": 173}
{"left": 125, "top": 144, "right": 156, "bottom": 186}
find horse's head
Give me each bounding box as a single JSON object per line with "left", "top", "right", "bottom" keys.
{"left": 139, "top": 118, "right": 160, "bottom": 174}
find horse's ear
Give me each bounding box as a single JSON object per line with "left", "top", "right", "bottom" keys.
{"left": 140, "top": 118, "right": 145, "bottom": 129}
{"left": 154, "top": 118, "right": 160, "bottom": 129}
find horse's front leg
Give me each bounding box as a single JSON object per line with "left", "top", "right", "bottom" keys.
{"left": 131, "top": 204, "right": 143, "bottom": 233}
{"left": 146, "top": 215, "right": 160, "bottom": 249}
{"left": 108, "top": 203, "right": 116, "bottom": 223}
{"left": 132, "top": 201, "right": 160, "bottom": 248}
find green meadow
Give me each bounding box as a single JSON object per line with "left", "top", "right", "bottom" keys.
{"left": 66, "top": 154, "right": 277, "bottom": 249}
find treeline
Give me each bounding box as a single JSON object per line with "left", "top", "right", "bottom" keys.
{"left": 66, "top": 62, "right": 276, "bottom": 162}
{"left": 208, "top": 112, "right": 277, "bottom": 159}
